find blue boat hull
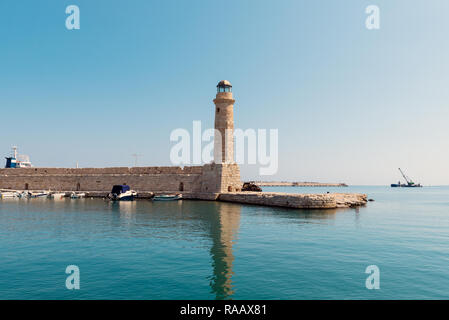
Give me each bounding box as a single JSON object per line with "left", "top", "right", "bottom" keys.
{"left": 110, "top": 195, "right": 135, "bottom": 201}
{"left": 117, "top": 195, "right": 134, "bottom": 201}
{"left": 391, "top": 184, "right": 422, "bottom": 188}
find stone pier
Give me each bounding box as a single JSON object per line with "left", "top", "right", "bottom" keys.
{"left": 217, "top": 192, "right": 367, "bottom": 209}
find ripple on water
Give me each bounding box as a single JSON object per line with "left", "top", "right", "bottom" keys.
{"left": 1, "top": 187, "right": 449, "bottom": 299}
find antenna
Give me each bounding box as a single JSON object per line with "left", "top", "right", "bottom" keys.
{"left": 12, "top": 146, "right": 18, "bottom": 159}
{"left": 131, "top": 154, "right": 143, "bottom": 167}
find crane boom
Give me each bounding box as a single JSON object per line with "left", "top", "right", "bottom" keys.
{"left": 398, "top": 168, "right": 413, "bottom": 185}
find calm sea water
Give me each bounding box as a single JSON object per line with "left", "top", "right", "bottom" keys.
{"left": 1, "top": 186, "right": 448, "bottom": 300}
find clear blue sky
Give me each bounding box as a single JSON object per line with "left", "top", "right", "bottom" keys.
{"left": 1, "top": 0, "right": 448, "bottom": 185}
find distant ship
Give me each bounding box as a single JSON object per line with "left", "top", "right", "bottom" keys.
{"left": 391, "top": 168, "right": 422, "bottom": 188}
{"left": 4, "top": 146, "right": 33, "bottom": 168}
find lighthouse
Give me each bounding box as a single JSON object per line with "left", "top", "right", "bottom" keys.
{"left": 196, "top": 80, "right": 242, "bottom": 194}
{"left": 198, "top": 80, "right": 241, "bottom": 194}
{"left": 214, "top": 80, "right": 235, "bottom": 164}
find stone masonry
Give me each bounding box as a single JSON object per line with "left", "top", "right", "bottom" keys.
{"left": 214, "top": 81, "right": 235, "bottom": 164}
{"left": 0, "top": 165, "right": 242, "bottom": 194}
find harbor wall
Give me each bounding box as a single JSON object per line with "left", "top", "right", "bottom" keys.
{"left": 0, "top": 165, "right": 242, "bottom": 193}
{"left": 0, "top": 167, "right": 369, "bottom": 209}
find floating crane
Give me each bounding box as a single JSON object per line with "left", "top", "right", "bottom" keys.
{"left": 391, "top": 168, "right": 422, "bottom": 188}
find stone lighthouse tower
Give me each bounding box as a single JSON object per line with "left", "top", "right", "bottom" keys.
{"left": 200, "top": 80, "right": 241, "bottom": 194}
{"left": 214, "top": 80, "right": 235, "bottom": 164}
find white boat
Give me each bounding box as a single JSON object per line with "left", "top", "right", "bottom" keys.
{"left": 48, "top": 192, "right": 66, "bottom": 199}
{"left": 30, "top": 192, "right": 49, "bottom": 198}
{"left": 4, "top": 146, "right": 33, "bottom": 168}
{"left": 18, "top": 191, "right": 31, "bottom": 198}
{"left": 0, "top": 192, "right": 19, "bottom": 199}
{"left": 108, "top": 185, "right": 137, "bottom": 201}
{"left": 152, "top": 194, "right": 182, "bottom": 201}
{"left": 70, "top": 192, "right": 85, "bottom": 199}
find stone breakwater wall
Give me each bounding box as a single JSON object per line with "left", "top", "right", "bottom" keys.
{"left": 0, "top": 166, "right": 368, "bottom": 209}
{"left": 217, "top": 192, "right": 367, "bottom": 209}
{"left": 0, "top": 164, "right": 242, "bottom": 194}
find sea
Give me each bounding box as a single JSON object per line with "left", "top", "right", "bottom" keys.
{"left": 0, "top": 186, "right": 448, "bottom": 300}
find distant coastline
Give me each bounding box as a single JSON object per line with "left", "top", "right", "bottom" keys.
{"left": 253, "top": 181, "right": 348, "bottom": 187}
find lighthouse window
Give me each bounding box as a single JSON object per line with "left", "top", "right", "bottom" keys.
{"left": 217, "top": 86, "right": 232, "bottom": 93}
{"left": 216, "top": 108, "right": 220, "bottom": 113}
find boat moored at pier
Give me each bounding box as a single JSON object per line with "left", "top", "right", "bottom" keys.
{"left": 70, "top": 192, "right": 86, "bottom": 199}
{"left": 108, "top": 185, "right": 137, "bottom": 201}
{"left": 152, "top": 194, "right": 182, "bottom": 201}
{"left": 30, "top": 191, "right": 49, "bottom": 198}
{"left": 0, "top": 191, "right": 20, "bottom": 199}
{"left": 48, "top": 192, "right": 66, "bottom": 199}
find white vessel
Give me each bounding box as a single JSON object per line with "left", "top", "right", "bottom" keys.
{"left": 152, "top": 194, "right": 182, "bottom": 201}
{"left": 30, "top": 192, "right": 49, "bottom": 198}
{"left": 70, "top": 192, "right": 86, "bottom": 199}
{"left": 4, "top": 146, "right": 32, "bottom": 168}
{"left": 108, "top": 185, "right": 137, "bottom": 201}
{"left": 48, "top": 192, "right": 66, "bottom": 199}
{"left": 0, "top": 191, "right": 19, "bottom": 199}
{"left": 18, "top": 191, "right": 31, "bottom": 199}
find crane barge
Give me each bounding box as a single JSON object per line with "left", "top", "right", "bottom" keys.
{"left": 391, "top": 168, "right": 422, "bottom": 187}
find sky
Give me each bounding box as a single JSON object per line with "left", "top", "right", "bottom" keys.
{"left": 1, "top": 0, "right": 448, "bottom": 185}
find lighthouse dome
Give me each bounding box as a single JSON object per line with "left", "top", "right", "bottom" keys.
{"left": 217, "top": 80, "right": 232, "bottom": 92}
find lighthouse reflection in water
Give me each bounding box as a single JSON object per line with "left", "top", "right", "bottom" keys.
{"left": 112, "top": 199, "right": 241, "bottom": 299}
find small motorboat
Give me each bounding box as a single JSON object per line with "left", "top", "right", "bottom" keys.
{"left": 108, "top": 185, "right": 137, "bottom": 201}
{"left": 48, "top": 192, "right": 66, "bottom": 199}
{"left": 152, "top": 194, "right": 182, "bottom": 201}
{"left": 30, "top": 191, "right": 49, "bottom": 198}
{"left": 18, "top": 191, "right": 31, "bottom": 199}
{"left": 0, "top": 191, "right": 19, "bottom": 199}
{"left": 70, "top": 192, "right": 86, "bottom": 199}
